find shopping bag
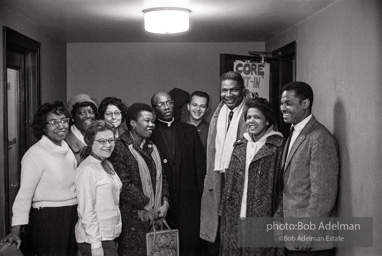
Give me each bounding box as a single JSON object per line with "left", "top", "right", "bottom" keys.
{"left": 146, "top": 219, "right": 179, "bottom": 256}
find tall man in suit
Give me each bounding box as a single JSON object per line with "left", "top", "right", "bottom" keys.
{"left": 150, "top": 92, "right": 206, "bottom": 256}
{"left": 200, "top": 71, "right": 251, "bottom": 255}
{"left": 280, "top": 82, "right": 339, "bottom": 256}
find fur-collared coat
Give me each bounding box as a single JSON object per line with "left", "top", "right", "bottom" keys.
{"left": 219, "top": 135, "right": 285, "bottom": 256}
{"left": 108, "top": 133, "right": 170, "bottom": 256}
{"left": 65, "top": 129, "right": 85, "bottom": 166}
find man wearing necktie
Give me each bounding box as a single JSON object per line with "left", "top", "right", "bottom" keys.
{"left": 200, "top": 71, "right": 251, "bottom": 256}
{"left": 280, "top": 82, "right": 339, "bottom": 256}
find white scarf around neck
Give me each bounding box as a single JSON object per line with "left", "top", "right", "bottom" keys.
{"left": 214, "top": 101, "right": 245, "bottom": 173}
{"left": 240, "top": 126, "right": 283, "bottom": 218}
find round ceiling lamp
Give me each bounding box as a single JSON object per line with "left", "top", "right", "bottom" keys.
{"left": 143, "top": 7, "right": 191, "bottom": 34}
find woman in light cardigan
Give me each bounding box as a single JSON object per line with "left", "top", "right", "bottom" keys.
{"left": 75, "top": 120, "right": 122, "bottom": 256}
{"left": 1, "top": 101, "right": 78, "bottom": 256}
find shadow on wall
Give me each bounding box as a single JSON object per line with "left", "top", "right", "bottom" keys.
{"left": 333, "top": 97, "right": 351, "bottom": 217}
{"left": 333, "top": 97, "right": 351, "bottom": 256}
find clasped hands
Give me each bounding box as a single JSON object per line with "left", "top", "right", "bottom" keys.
{"left": 148, "top": 201, "right": 169, "bottom": 221}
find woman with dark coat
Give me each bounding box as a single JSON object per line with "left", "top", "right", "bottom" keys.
{"left": 219, "top": 98, "right": 285, "bottom": 256}
{"left": 108, "top": 103, "right": 170, "bottom": 256}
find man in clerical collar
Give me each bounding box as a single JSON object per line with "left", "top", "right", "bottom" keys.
{"left": 65, "top": 93, "right": 98, "bottom": 165}
{"left": 186, "top": 91, "right": 210, "bottom": 151}
{"left": 150, "top": 92, "right": 206, "bottom": 256}
{"left": 200, "top": 71, "right": 251, "bottom": 256}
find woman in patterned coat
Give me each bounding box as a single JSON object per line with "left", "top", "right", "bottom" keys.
{"left": 219, "top": 98, "right": 286, "bottom": 256}
{"left": 109, "top": 103, "right": 170, "bottom": 256}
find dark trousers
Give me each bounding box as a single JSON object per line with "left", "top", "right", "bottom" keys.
{"left": 77, "top": 241, "right": 118, "bottom": 256}
{"left": 286, "top": 249, "right": 335, "bottom": 256}
{"left": 31, "top": 205, "right": 77, "bottom": 256}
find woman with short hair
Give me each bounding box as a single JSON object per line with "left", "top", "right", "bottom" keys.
{"left": 75, "top": 120, "right": 122, "bottom": 256}
{"left": 219, "top": 98, "right": 285, "bottom": 256}
{"left": 109, "top": 103, "right": 170, "bottom": 256}
{"left": 98, "top": 97, "right": 128, "bottom": 138}
{"left": 1, "top": 101, "right": 78, "bottom": 256}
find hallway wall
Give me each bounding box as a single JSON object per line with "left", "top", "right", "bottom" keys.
{"left": 0, "top": 5, "right": 67, "bottom": 236}
{"left": 67, "top": 42, "right": 265, "bottom": 120}
{"left": 266, "top": 0, "right": 382, "bottom": 254}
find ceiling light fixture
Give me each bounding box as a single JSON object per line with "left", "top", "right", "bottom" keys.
{"left": 143, "top": 7, "right": 191, "bottom": 34}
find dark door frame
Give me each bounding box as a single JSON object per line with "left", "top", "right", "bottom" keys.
{"left": 2, "top": 26, "right": 41, "bottom": 235}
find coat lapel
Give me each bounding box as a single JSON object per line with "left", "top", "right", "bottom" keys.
{"left": 284, "top": 116, "right": 317, "bottom": 169}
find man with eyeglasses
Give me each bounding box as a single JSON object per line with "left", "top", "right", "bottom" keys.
{"left": 150, "top": 92, "right": 206, "bottom": 256}
{"left": 66, "top": 93, "right": 98, "bottom": 165}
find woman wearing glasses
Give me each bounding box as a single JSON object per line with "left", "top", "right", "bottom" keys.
{"left": 1, "top": 101, "right": 78, "bottom": 256}
{"left": 109, "top": 103, "right": 170, "bottom": 256}
{"left": 75, "top": 120, "right": 122, "bottom": 256}
{"left": 98, "top": 97, "right": 128, "bottom": 139}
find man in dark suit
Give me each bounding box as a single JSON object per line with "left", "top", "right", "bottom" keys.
{"left": 150, "top": 92, "right": 206, "bottom": 256}
{"left": 280, "top": 82, "right": 339, "bottom": 256}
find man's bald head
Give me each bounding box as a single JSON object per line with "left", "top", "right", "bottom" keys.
{"left": 151, "top": 92, "right": 174, "bottom": 121}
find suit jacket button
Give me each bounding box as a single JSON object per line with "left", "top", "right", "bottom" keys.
{"left": 256, "top": 199, "right": 262, "bottom": 205}
{"left": 228, "top": 196, "right": 232, "bottom": 201}
{"left": 259, "top": 171, "right": 264, "bottom": 176}
{"left": 163, "top": 159, "right": 168, "bottom": 163}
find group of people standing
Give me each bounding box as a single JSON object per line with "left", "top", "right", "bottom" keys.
{"left": 1, "top": 70, "right": 339, "bottom": 256}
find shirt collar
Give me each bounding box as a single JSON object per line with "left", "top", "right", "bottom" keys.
{"left": 158, "top": 117, "right": 175, "bottom": 127}
{"left": 225, "top": 99, "right": 245, "bottom": 113}
{"left": 292, "top": 114, "right": 312, "bottom": 132}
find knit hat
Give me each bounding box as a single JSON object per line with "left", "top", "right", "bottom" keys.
{"left": 67, "top": 93, "right": 97, "bottom": 112}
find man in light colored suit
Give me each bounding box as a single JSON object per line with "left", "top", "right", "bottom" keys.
{"left": 280, "top": 81, "right": 339, "bottom": 256}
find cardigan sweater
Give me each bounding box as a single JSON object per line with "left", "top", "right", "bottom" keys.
{"left": 75, "top": 156, "right": 122, "bottom": 249}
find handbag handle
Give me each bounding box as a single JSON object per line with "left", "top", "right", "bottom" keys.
{"left": 151, "top": 219, "right": 172, "bottom": 247}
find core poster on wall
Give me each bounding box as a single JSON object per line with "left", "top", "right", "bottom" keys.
{"left": 233, "top": 60, "right": 270, "bottom": 100}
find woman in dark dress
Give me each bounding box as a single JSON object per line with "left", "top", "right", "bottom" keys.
{"left": 219, "top": 98, "right": 286, "bottom": 256}
{"left": 109, "top": 103, "right": 170, "bottom": 256}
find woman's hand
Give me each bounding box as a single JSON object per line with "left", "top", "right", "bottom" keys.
{"left": 0, "top": 225, "right": 22, "bottom": 249}
{"left": 157, "top": 201, "right": 169, "bottom": 219}
{"left": 91, "top": 246, "right": 104, "bottom": 256}
{"left": 148, "top": 208, "right": 159, "bottom": 221}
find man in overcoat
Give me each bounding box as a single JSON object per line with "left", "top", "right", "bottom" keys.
{"left": 150, "top": 92, "right": 206, "bottom": 256}
{"left": 280, "top": 81, "right": 339, "bottom": 256}
{"left": 200, "top": 71, "right": 251, "bottom": 255}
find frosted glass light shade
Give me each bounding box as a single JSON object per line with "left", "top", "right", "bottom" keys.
{"left": 143, "top": 7, "right": 190, "bottom": 34}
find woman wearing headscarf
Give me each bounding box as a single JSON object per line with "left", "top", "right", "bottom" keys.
{"left": 109, "top": 103, "right": 170, "bottom": 256}
{"left": 1, "top": 101, "right": 78, "bottom": 256}
{"left": 219, "top": 98, "right": 285, "bottom": 256}
{"left": 98, "top": 96, "right": 128, "bottom": 138}
{"left": 75, "top": 120, "right": 122, "bottom": 256}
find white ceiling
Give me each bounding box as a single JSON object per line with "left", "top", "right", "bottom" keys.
{"left": 2, "top": 0, "right": 336, "bottom": 43}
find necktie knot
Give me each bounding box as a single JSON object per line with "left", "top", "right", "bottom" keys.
{"left": 227, "top": 110, "right": 234, "bottom": 131}
{"left": 289, "top": 126, "right": 295, "bottom": 136}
